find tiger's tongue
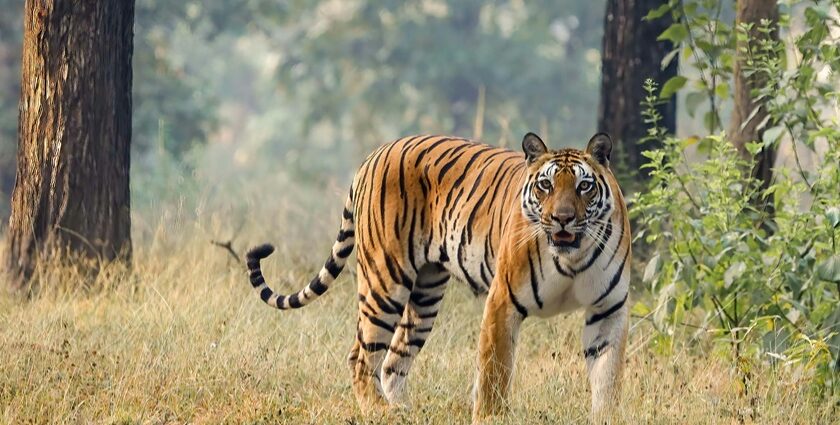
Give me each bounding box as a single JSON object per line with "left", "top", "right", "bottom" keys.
{"left": 552, "top": 231, "right": 575, "bottom": 243}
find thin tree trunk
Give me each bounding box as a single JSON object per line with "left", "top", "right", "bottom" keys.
{"left": 598, "top": 0, "right": 677, "bottom": 183}
{"left": 4, "top": 0, "right": 134, "bottom": 291}
{"left": 728, "top": 0, "right": 779, "bottom": 198}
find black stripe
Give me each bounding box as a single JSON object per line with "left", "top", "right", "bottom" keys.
{"left": 599, "top": 174, "right": 611, "bottom": 200}
{"left": 250, "top": 274, "right": 265, "bottom": 287}
{"left": 410, "top": 293, "right": 444, "bottom": 308}
{"left": 553, "top": 257, "right": 574, "bottom": 277}
{"left": 463, "top": 169, "right": 491, "bottom": 243}
{"left": 408, "top": 338, "right": 426, "bottom": 348}
{"left": 398, "top": 136, "right": 422, "bottom": 203}
{"left": 288, "top": 293, "right": 302, "bottom": 308}
{"left": 398, "top": 136, "right": 430, "bottom": 232}
{"left": 584, "top": 340, "right": 609, "bottom": 359}
{"left": 506, "top": 283, "right": 528, "bottom": 318}
{"left": 310, "top": 278, "right": 328, "bottom": 295}
{"left": 336, "top": 245, "right": 354, "bottom": 258}
{"left": 449, "top": 147, "right": 495, "bottom": 191}
{"left": 534, "top": 244, "right": 544, "bottom": 279}
{"left": 528, "top": 249, "right": 543, "bottom": 309}
{"left": 418, "top": 311, "right": 439, "bottom": 319}
{"left": 586, "top": 293, "right": 628, "bottom": 326}
{"left": 438, "top": 246, "right": 449, "bottom": 262}
{"left": 325, "top": 256, "right": 342, "bottom": 278}
{"left": 363, "top": 310, "right": 396, "bottom": 333}
{"left": 418, "top": 276, "right": 449, "bottom": 289}
{"left": 604, "top": 221, "right": 625, "bottom": 265}
{"left": 443, "top": 148, "right": 499, "bottom": 226}
{"left": 259, "top": 287, "right": 272, "bottom": 302}
{"left": 359, "top": 340, "right": 389, "bottom": 353}
{"left": 343, "top": 208, "right": 353, "bottom": 220}
{"left": 592, "top": 246, "right": 628, "bottom": 305}
{"left": 369, "top": 290, "right": 404, "bottom": 315}
{"left": 479, "top": 265, "right": 490, "bottom": 287}
{"left": 379, "top": 143, "right": 399, "bottom": 232}
{"left": 414, "top": 137, "right": 451, "bottom": 166}
{"left": 388, "top": 347, "right": 412, "bottom": 358}
{"left": 457, "top": 233, "right": 482, "bottom": 294}
{"left": 383, "top": 255, "right": 413, "bottom": 290}
{"left": 575, "top": 221, "right": 612, "bottom": 273}
{"left": 357, "top": 294, "right": 379, "bottom": 316}
{"left": 436, "top": 144, "right": 473, "bottom": 182}
{"left": 483, "top": 234, "right": 494, "bottom": 281}
{"left": 383, "top": 367, "right": 408, "bottom": 376}
{"left": 452, "top": 168, "right": 489, "bottom": 229}
{"left": 433, "top": 142, "right": 470, "bottom": 166}
{"left": 407, "top": 208, "right": 419, "bottom": 271}
{"left": 337, "top": 229, "right": 354, "bottom": 242}
{"left": 365, "top": 146, "right": 386, "bottom": 248}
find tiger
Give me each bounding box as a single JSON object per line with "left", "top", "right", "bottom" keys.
{"left": 245, "top": 132, "right": 631, "bottom": 422}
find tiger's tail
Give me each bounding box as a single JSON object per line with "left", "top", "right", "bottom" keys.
{"left": 245, "top": 193, "right": 355, "bottom": 309}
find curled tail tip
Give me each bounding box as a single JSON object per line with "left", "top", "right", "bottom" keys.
{"left": 247, "top": 244, "right": 275, "bottom": 262}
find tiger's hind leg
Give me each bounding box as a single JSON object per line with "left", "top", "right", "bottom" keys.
{"left": 351, "top": 260, "right": 414, "bottom": 411}
{"left": 381, "top": 263, "right": 450, "bottom": 407}
{"left": 347, "top": 319, "right": 360, "bottom": 371}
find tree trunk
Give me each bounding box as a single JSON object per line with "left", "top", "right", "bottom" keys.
{"left": 598, "top": 0, "right": 677, "bottom": 183}
{"left": 728, "top": 0, "right": 779, "bottom": 197}
{"left": 4, "top": 0, "right": 134, "bottom": 291}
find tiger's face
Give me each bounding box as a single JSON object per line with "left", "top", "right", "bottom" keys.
{"left": 520, "top": 132, "right": 614, "bottom": 253}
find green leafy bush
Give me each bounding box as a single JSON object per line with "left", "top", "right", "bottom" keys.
{"left": 632, "top": 0, "right": 840, "bottom": 394}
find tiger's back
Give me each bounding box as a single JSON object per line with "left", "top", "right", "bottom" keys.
{"left": 350, "top": 135, "right": 527, "bottom": 296}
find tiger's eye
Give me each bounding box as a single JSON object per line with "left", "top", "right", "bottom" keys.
{"left": 578, "top": 181, "right": 592, "bottom": 192}
{"left": 537, "top": 179, "right": 552, "bottom": 192}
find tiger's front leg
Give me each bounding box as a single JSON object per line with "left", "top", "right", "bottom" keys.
{"left": 472, "top": 280, "right": 524, "bottom": 422}
{"left": 582, "top": 293, "right": 629, "bottom": 421}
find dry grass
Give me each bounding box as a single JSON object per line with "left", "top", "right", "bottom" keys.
{"left": 0, "top": 190, "right": 835, "bottom": 424}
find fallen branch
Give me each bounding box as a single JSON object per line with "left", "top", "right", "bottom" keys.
{"left": 211, "top": 239, "right": 241, "bottom": 263}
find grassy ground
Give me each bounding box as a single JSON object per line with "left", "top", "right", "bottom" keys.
{"left": 0, "top": 193, "right": 836, "bottom": 424}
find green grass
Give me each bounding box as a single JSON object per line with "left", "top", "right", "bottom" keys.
{"left": 0, "top": 197, "right": 835, "bottom": 424}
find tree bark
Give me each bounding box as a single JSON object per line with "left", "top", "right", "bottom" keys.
{"left": 4, "top": 0, "right": 134, "bottom": 291}
{"left": 598, "top": 0, "right": 677, "bottom": 182}
{"left": 728, "top": 0, "right": 779, "bottom": 195}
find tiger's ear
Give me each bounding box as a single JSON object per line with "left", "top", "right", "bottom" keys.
{"left": 522, "top": 132, "right": 547, "bottom": 163}
{"left": 586, "top": 133, "right": 612, "bottom": 166}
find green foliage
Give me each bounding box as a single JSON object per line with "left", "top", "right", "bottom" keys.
{"left": 268, "top": 0, "right": 605, "bottom": 151}
{"left": 1, "top": 0, "right": 608, "bottom": 220}
{"left": 652, "top": 0, "right": 736, "bottom": 135}
{"left": 633, "top": 0, "right": 840, "bottom": 394}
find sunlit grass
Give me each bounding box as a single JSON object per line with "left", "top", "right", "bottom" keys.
{"left": 0, "top": 191, "right": 835, "bottom": 424}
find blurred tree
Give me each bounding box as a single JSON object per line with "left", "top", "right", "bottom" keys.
{"left": 131, "top": 0, "right": 230, "bottom": 157}
{"left": 598, "top": 0, "right": 677, "bottom": 183}
{"left": 5, "top": 0, "right": 134, "bottom": 290}
{"left": 727, "top": 0, "right": 778, "bottom": 205}
{"left": 2, "top": 0, "right": 612, "bottom": 210}
{"left": 270, "top": 0, "right": 605, "bottom": 167}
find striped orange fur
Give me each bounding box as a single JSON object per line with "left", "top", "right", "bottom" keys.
{"left": 245, "top": 133, "right": 631, "bottom": 421}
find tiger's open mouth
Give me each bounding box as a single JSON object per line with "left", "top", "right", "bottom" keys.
{"left": 548, "top": 230, "right": 581, "bottom": 249}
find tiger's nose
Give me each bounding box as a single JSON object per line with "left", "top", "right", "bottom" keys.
{"left": 551, "top": 207, "right": 575, "bottom": 225}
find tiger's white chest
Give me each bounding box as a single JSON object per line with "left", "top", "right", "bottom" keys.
{"left": 513, "top": 226, "right": 625, "bottom": 318}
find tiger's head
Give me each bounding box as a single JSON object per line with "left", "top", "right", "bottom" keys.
{"left": 519, "top": 132, "right": 616, "bottom": 253}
